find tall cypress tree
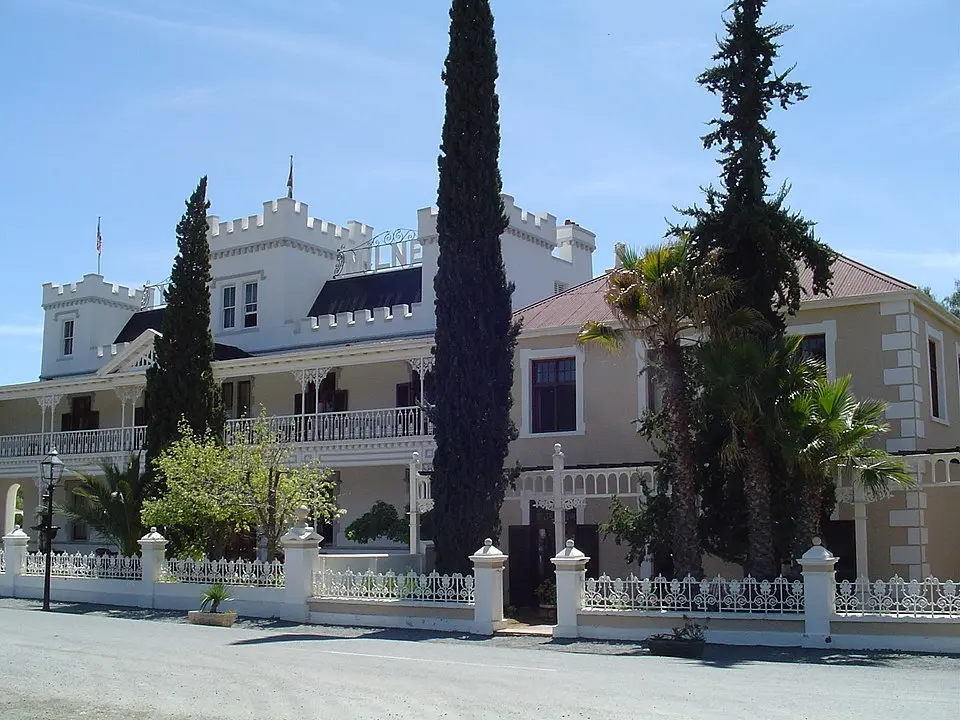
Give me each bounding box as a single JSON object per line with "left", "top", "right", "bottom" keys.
{"left": 677, "top": 1, "right": 838, "bottom": 577}
{"left": 682, "top": 0, "right": 835, "bottom": 333}
{"left": 430, "top": 0, "right": 519, "bottom": 574}
{"left": 144, "top": 176, "right": 224, "bottom": 495}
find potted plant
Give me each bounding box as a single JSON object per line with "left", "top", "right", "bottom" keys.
{"left": 535, "top": 579, "right": 557, "bottom": 620}
{"left": 187, "top": 583, "right": 237, "bottom": 628}
{"left": 646, "top": 615, "right": 708, "bottom": 659}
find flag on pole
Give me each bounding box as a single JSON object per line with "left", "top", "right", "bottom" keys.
{"left": 287, "top": 155, "right": 294, "bottom": 199}
{"left": 96, "top": 217, "right": 102, "bottom": 255}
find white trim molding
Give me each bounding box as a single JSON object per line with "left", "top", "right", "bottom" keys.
{"left": 518, "top": 345, "right": 585, "bottom": 439}
{"left": 925, "top": 323, "right": 949, "bottom": 426}
{"left": 786, "top": 319, "right": 837, "bottom": 381}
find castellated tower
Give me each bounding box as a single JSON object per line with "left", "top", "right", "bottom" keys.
{"left": 40, "top": 275, "right": 147, "bottom": 379}
{"left": 205, "top": 196, "right": 374, "bottom": 353}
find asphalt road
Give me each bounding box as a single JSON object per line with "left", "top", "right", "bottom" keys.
{"left": 0, "top": 599, "right": 957, "bottom": 719}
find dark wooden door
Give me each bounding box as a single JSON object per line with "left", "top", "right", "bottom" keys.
{"left": 822, "top": 519, "right": 857, "bottom": 581}
{"left": 574, "top": 524, "right": 600, "bottom": 580}
{"left": 508, "top": 526, "right": 536, "bottom": 608}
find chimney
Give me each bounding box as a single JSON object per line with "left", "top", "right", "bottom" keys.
{"left": 614, "top": 242, "right": 626, "bottom": 269}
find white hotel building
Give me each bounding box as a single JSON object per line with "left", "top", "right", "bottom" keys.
{"left": 0, "top": 193, "right": 596, "bottom": 558}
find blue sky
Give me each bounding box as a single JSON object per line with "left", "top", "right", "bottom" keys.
{"left": 1, "top": 0, "right": 958, "bottom": 384}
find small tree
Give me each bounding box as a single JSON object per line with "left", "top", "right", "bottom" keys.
{"left": 145, "top": 415, "right": 343, "bottom": 560}
{"left": 56, "top": 454, "right": 147, "bottom": 556}
{"left": 145, "top": 176, "right": 224, "bottom": 497}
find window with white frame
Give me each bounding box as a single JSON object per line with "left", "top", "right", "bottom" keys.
{"left": 243, "top": 282, "right": 258, "bottom": 328}
{"left": 222, "top": 285, "right": 236, "bottom": 329}
{"left": 519, "top": 347, "right": 585, "bottom": 437}
{"left": 62, "top": 319, "right": 74, "bottom": 356}
{"left": 787, "top": 320, "right": 837, "bottom": 380}
{"left": 926, "top": 324, "right": 948, "bottom": 423}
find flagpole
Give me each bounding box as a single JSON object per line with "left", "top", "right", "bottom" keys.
{"left": 96, "top": 216, "right": 102, "bottom": 275}
{"left": 287, "top": 155, "right": 294, "bottom": 199}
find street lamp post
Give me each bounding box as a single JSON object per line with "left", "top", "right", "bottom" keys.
{"left": 39, "top": 447, "right": 65, "bottom": 612}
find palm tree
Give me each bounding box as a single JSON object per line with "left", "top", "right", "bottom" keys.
{"left": 56, "top": 454, "right": 147, "bottom": 556}
{"left": 787, "top": 374, "right": 913, "bottom": 556}
{"left": 697, "top": 334, "right": 818, "bottom": 578}
{"left": 578, "top": 238, "right": 741, "bottom": 578}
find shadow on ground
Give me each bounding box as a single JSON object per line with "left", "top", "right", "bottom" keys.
{"left": 8, "top": 598, "right": 957, "bottom": 667}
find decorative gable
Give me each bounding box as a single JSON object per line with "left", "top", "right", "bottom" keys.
{"left": 96, "top": 329, "right": 159, "bottom": 375}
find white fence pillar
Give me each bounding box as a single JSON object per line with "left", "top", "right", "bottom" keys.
{"left": 280, "top": 506, "right": 324, "bottom": 623}
{"left": 470, "top": 538, "right": 507, "bottom": 635}
{"left": 552, "top": 443, "right": 565, "bottom": 554}
{"left": 799, "top": 537, "right": 838, "bottom": 648}
{"left": 1, "top": 525, "right": 29, "bottom": 596}
{"left": 551, "top": 540, "right": 590, "bottom": 638}
{"left": 138, "top": 527, "right": 167, "bottom": 609}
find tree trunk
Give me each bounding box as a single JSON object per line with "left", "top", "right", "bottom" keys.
{"left": 660, "top": 342, "right": 703, "bottom": 578}
{"left": 742, "top": 425, "right": 778, "bottom": 579}
{"left": 792, "top": 471, "right": 824, "bottom": 560}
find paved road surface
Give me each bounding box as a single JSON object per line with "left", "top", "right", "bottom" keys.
{"left": 0, "top": 600, "right": 957, "bottom": 719}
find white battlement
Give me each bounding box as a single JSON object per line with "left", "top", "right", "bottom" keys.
{"left": 206, "top": 197, "right": 373, "bottom": 254}
{"left": 293, "top": 303, "right": 425, "bottom": 344}
{"left": 557, "top": 219, "right": 597, "bottom": 250}
{"left": 42, "top": 274, "right": 145, "bottom": 308}
{"left": 502, "top": 194, "right": 558, "bottom": 244}
{"left": 96, "top": 342, "right": 131, "bottom": 359}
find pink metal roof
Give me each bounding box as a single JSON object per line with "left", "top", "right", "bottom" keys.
{"left": 516, "top": 255, "right": 915, "bottom": 332}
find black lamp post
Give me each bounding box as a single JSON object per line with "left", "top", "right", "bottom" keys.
{"left": 39, "top": 446, "right": 65, "bottom": 612}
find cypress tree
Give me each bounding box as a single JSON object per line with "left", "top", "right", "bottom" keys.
{"left": 682, "top": 0, "right": 835, "bottom": 332}
{"left": 430, "top": 0, "right": 519, "bottom": 574}
{"left": 144, "top": 176, "right": 224, "bottom": 495}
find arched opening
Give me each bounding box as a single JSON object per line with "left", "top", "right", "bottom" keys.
{"left": 3, "top": 483, "right": 22, "bottom": 535}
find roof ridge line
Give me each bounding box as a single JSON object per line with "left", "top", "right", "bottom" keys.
{"left": 835, "top": 253, "right": 915, "bottom": 290}
{"left": 513, "top": 272, "right": 610, "bottom": 315}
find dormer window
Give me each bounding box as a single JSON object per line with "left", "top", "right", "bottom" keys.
{"left": 222, "top": 286, "right": 236, "bottom": 329}
{"left": 243, "top": 282, "right": 258, "bottom": 328}
{"left": 62, "top": 320, "right": 74, "bottom": 356}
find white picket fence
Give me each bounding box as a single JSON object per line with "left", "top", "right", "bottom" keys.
{"left": 21, "top": 552, "right": 142, "bottom": 580}
{"left": 313, "top": 569, "right": 475, "bottom": 604}
{"left": 162, "top": 557, "right": 285, "bottom": 587}
{"left": 583, "top": 574, "right": 806, "bottom": 614}
{"left": 836, "top": 576, "right": 960, "bottom": 617}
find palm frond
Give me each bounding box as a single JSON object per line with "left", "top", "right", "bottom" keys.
{"left": 577, "top": 321, "right": 625, "bottom": 353}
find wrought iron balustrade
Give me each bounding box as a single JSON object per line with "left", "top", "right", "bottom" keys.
{"left": 0, "top": 426, "right": 147, "bottom": 459}
{"left": 224, "top": 407, "right": 433, "bottom": 445}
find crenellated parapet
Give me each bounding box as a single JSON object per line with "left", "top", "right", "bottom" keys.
{"left": 206, "top": 197, "right": 373, "bottom": 256}
{"left": 42, "top": 274, "right": 145, "bottom": 309}
{"left": 294, "top": 303, "right": 424, "bottom": 341}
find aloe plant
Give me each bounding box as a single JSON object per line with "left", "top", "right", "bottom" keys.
{"left": 199, "top": 582, "right": 232, "bottom": 613}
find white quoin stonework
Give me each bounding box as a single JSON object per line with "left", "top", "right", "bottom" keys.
{"left": 799, "top": 538, "right": 838, "bottom": 648}
{"left": 469, "top": 539, "right": 508, "bottom": 635}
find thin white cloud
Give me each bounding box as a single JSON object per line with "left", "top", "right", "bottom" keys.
{"left": 53, "top": 0, "right": 417, "bottom": 78}
{"left": 0, "top": 325, "right": 42, "bottom": 337}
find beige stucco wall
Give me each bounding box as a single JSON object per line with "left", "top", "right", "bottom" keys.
{"left": 922, "top": 488, "right": 960, "bottom": 580}
{"left": 913, "top": 302, "right": 959, "bottom": 449}
{"left": 508, "top": 332, "right": 657, "bottom": 469}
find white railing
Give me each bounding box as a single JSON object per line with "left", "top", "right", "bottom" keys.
{"left": 162, "top": 557, "right": 285, "bottom": 587}
{"left": 583, "top": 575, "right": 805, "bottom": 614}
{"left": 21, "top": 552, "right": 142, "bottom": 580}
{"left": 0, "top": 427, "right": 146, "bottom": 459}
{"left": 313, "top": 569, "right": 475, "bottom": 604}
{"left": 836, "top": 577, "right": 960, "bottom": 617}
{"left": 225, "top": 407, "right": 432, "bottom": 446}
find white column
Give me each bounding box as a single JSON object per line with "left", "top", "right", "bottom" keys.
{"left": 551, "top": 540, "right": 590, "bottom": 638}
{"left": 799, "top": 537, "right": 838, "bottom": 648}
{"left": 470, "top": 538, "right": 508, "bottom": 635}
{"left": 1, "top": 525, "right": 29, "bottom": 597}
{"left": 853, "top": 482, "right": 869, "bottom": 579}
{"left": 553, "top": 443, "right": 565, "bottom": 554}
{"left": 279, "top": 506, "right": 324, "bottom": 622}
{"left": 138, "top": 527, "right": 168, "bottom": 609}
{"left": 408, "top": 452, "right": 421, "bottom": 555}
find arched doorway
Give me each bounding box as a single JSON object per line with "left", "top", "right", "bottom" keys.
{"left": 3, "top": 483, "right": 22, "bottom": 535}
